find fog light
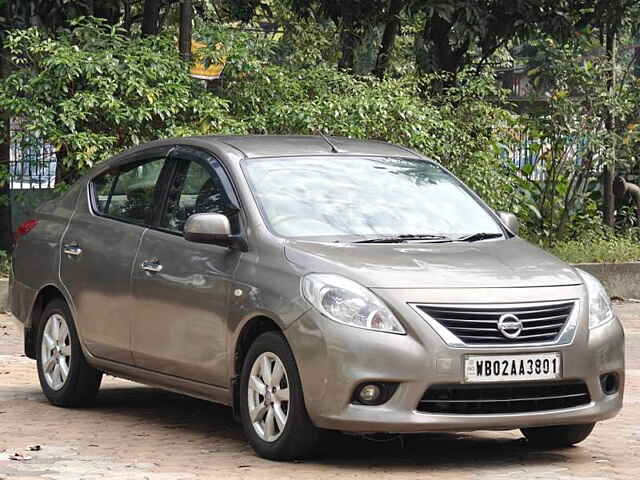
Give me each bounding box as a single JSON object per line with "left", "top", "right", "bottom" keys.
{"left": 600, "top": 373, "right": 619, "bottom": 395}
{"left": 359, "top": 384, "right": 381, "bottom": 404}
{"left": 352, "top": 382, "right": 398, "bottom": 406}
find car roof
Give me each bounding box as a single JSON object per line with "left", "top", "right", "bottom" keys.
{"left": 104, "top": 135, "right": 423, "bottom": 167}
{"left": 206, "top": 135, "right": 423, "bottom": 159}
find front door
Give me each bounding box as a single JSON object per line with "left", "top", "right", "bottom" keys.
{"left": 60, "top": 149, "right": 171, "bottom": 363}
{"left": 130, "top": 147, "right": 242, "bottom": 387}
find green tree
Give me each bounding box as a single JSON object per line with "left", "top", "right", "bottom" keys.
{"left": 509, "top": 33, "right": 640, "bottom": 239}
{"left": 0, "top": 18, "right": 244, "bottom": 186}
{"left": 413, "top": 1, "right": 559, "bottom": 84}
{"left": 223, "top": 0, "right": 402, "bottom": 75}
{"left": 224, "top": 62, "right": 519, "bottom": 211}
{"left": 411, "top": 0, "right": 640, "bottom": 87}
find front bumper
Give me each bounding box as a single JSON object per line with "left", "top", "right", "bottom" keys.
{"left": 285, "top": 285, "right": 625, "bottom": 433}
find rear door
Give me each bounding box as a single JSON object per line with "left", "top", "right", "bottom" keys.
{"left": 130, "top": 146, "right": 243, "bottom": 386}
{"left": 60, "top": 147, "right": 173, "bottom": 364}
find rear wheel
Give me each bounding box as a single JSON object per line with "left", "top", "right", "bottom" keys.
{"left": 239, "top": 331, "right": 325, "bottom": 460}
{"left": 521, "top": 423, "right": 595, "bottom": 448}
{"left": 36, "top": 299, "right": 102, "bottom": 407}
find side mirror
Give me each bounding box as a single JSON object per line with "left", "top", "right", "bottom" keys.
{"left": 497, "top": 211, "right": 519, "bottom": 235}
{"left": 184, "top": 213, "right": 232, "bottom": 246}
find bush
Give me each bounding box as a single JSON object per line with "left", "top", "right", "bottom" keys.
{"left": 0, "top": 19, "right": 245, "bottom": 185}
{"left": 224, "top": 64, "right": 519, "bottom": 212}
{"left": 505, "top": 37, "right": 640, "bottom": 242}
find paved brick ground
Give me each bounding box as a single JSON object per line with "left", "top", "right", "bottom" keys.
{"left": 1, "top": 304, "right": 639, "bottom": 480}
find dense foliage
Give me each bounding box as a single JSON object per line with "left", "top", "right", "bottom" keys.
{"left": 2, "top": 0, "right": 640, "bottom": 263}
{"left": 0, "top": 19, "right": 243, "bottom": 184}
{"left": 0, "top": 19, "right": 519, "bottom": 208}
{"left": 506, "top": 37, "right": 640, "bottom": 240}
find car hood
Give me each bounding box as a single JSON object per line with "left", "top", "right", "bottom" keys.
{"left": 284, "top": 237, "right": 581, "bottom": 288}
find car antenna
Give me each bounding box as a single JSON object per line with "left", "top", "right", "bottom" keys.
{"left": 317, "top": 130, "right": 341, "bottom": 153}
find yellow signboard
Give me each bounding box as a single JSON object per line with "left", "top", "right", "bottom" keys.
{"left": 190, "top": 40, "right": 225, "bottom": 80}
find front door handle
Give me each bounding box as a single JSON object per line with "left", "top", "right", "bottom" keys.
{"left": 140, "top": 259, "right": 163, "bottom": 273}
{"left": 63, "top": 243, "right": 83, "bottom": 256}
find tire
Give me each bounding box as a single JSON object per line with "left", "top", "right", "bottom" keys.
{"left": 239, "top": 331, "right": 325, "bottom": 460}
{"left": 36, "top": 298, "right": 102, "bottom": 407}
{"left": 521, "top": 423, "right": 595, "bottom": 448}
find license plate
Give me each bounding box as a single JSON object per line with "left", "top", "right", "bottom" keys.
{"left": 464, "top": 353, "right": 561, "bottom": 383}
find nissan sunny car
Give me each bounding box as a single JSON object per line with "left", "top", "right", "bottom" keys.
{"left": 9, "top": 135, "right": 624, "bottom": 460}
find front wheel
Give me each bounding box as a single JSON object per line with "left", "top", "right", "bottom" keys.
{"left": 36, "top": 299, "right": 102, "bottom": 407}
{"left": 521, "top": 423, "right": 595, "bottom": 448}
{"left": 239, "top": 331, "right": 325, "bottom": 460}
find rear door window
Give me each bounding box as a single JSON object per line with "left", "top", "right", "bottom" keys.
{"left": 91, "top": 157, "right": 166, "bottom": 225}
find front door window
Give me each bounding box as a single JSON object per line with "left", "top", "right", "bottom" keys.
{"left": 161, "top": 160, "right": 235, "bottom": 233}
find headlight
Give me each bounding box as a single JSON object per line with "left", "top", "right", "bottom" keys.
{"left": 576, "top": 269, "right": 615, "bottom": 329}
{"left": 301, "top": 273, "right": 405, "bottom": 334}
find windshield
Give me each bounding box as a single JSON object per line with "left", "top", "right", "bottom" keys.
{"left": 242, "top": 156, "right": 503, "bottom": 240}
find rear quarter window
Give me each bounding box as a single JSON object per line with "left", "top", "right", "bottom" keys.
{"left": 90, "top": 158, "right": 165, "bottom": 225}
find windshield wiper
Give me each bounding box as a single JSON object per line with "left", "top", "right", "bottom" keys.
{"left": 353, "top": 234, "right": 452, "bottom": 244}
{"left": 455, "top": 232, "right": 503, "bottom": 242}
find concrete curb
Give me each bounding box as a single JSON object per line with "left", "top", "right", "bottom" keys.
{"left": 573, "top": 262, "right": 640, "bottom": 300}
{"left": 0, "top": 277, "right": 8, "bottom": 312}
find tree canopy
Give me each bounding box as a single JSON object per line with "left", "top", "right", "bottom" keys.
{"left": 2, "top": 0, "right": 640, "bottom": 254}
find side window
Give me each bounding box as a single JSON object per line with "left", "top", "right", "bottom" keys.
{"left": 161, "top": 160, "right": 235, "bottom": 233}
{"left": 91, "top": 157, "right": 165, "bottom": 225}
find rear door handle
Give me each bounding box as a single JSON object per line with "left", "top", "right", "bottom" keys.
{"left": 63, "top": 243, "right": 83, "bottom": 256}
{"left": 140, "top": 259, "right": 163, "bottom": 273}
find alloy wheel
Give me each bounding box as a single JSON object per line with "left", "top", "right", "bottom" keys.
{"left": 40, "top": 313, "right": 71, "bottom": 391}
{"left": 247, "top": 352, "right": 290, "bottom": 442}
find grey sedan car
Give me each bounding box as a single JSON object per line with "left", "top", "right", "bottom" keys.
{"left": 9, "top": 135, "right": 624, "bottom": 460}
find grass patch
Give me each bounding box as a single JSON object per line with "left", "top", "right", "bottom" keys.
{"left": 546, "top": 235, "right": 640, "bottom": 264}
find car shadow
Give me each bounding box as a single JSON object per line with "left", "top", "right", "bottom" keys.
{"left": 83, "top": 383, "right": 571, "bottom": 468}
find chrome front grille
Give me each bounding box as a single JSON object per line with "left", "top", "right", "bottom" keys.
{"left": 415, "top": 301, "right": 575, "bottom": 346}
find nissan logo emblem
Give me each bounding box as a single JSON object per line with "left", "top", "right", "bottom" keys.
{"left": 497, "top": 313, "right": 523, "bottom": 339}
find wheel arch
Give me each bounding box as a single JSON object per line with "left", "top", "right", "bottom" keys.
{"left": 25, "top": 284, "right": 71, "bottom": 359}
{"left": 233, "top": 315, "right": 283, "bottom": 376}
{"left": 231, "top": 314, "right": 283, "bottom": 417}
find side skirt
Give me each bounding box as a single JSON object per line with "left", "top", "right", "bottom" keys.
{"left": 88, "top": 355, "right": 233, "bottom": 407}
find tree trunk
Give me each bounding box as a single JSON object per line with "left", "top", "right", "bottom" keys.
{"left": 179, "top": 0, "right": 193, "bottom": 62}
{"left": 0, "top": 117, "right": 10, "bottom": 251}
{"left": 603, "top": 25, "right": 617, "bottom": 227}
{"left": 123, "top": 0, "right": 133, "bottom": 33}
{"left": 423, "top": 12, "right": 455, "bottom": 73}
{"left": 141, "top": 0, "right": 161, "bottom": 36}
{"left": 85, "top": 0, "right": 95, "bottom": 16}
{"left": 94, "top": 1, "right": 120, "bottom": 25}
{"left": 338, "top": 17, "right": 358, "bottom": 72}
{"left": 603, "top": 166, "right": 615, "bottom": 227}
{"left": 373, "top": 0, "right": 402, "bottom": 79}
{"left": 0, "top": 24, "right": 13, "bottom": 251}
{"left": 415, "top": 11, "right": 468, "bottom": 90}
